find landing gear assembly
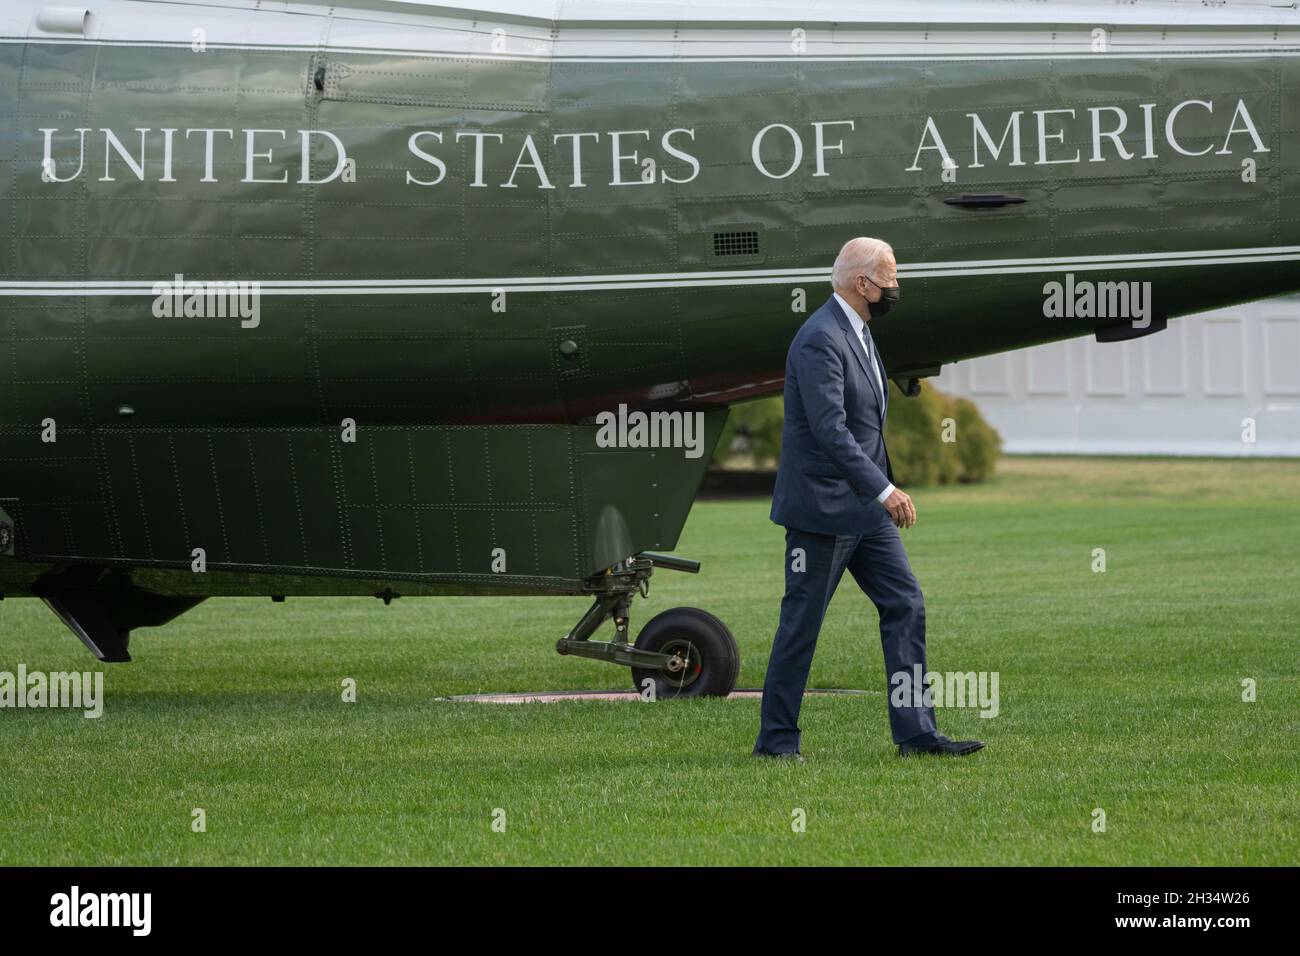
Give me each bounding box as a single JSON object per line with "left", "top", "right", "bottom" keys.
{"left": 554, "top": 553, "right": 740, "bottom": 698}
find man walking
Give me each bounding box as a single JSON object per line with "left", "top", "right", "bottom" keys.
{"left": 754, "top": 237, "right": 984, "bottom": 761}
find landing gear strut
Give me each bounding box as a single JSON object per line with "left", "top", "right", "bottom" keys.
{"left": 555, "top": 553, "right": 739, "bottom": 698}
{"left": 34, "top": 567, "right": 205, "bottom": 662}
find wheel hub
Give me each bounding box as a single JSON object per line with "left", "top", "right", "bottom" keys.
{"left": 659, "top": 637, "right": 702, "bottom": 688}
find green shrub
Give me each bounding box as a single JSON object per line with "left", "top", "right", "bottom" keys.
{"left": 711, "top": 382, "right": 1001, "bottom": 486}
{"left": 714, "top": 395, "right": 785, "bottom": 469}
{"left": 948, "top": 394, "right": 1002, "bottom": 483}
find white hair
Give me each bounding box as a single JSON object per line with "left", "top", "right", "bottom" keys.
{"left": 831, "top": 237, "right": 893, "bottom": 291}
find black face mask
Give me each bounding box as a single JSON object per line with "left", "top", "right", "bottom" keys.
{"left": 864, "top": 276, "right": 900, "bottom": 318}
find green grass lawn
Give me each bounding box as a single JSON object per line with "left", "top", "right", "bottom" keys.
{"left": 1, "top": 456, "right": 1297, "bottom": 865}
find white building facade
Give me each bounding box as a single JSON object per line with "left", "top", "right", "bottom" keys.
{"left": 934, "top": 296, "right": 1300, "bottom": 457}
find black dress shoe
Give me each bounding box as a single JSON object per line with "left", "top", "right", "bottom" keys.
{"left": 898, "top": 734, "right": 985, "bottom": 757}
{"left": 755, "top": 751, "right": 806, "bottom": 764}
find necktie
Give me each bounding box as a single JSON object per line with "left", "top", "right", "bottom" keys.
{"left": 861, "top": 326, "right": 884, "bottom": 415}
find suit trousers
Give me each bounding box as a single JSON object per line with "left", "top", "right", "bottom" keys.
{"left": 754, "top": 509, "right": 939, "bottom": 754}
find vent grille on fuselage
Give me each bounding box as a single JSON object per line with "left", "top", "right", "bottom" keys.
{"left": 712, "top": 230, "right": 760, "bottom": 257}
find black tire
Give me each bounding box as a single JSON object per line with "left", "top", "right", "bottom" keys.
{"left": 630, "top": 607, "right": 739, "bottom": 699}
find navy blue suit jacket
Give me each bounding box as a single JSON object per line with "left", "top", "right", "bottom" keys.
{"left": 770, "top": 295, "right": 895, "bottom": 535}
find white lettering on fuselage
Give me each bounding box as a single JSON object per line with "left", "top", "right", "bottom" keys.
{"left": 34, "top": 98, "right": 1268, "bottom": 189}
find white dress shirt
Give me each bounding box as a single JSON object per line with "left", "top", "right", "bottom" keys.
{"left": 832, "top": 291, "right": 895, "bottom": 504}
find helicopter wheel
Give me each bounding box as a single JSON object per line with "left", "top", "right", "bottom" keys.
{"left": 630, "top": 607, "right": 739, "bottom": 699}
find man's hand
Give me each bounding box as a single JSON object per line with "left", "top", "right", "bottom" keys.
{"left": 882, "top": 487, "right": 916, "bottom": 529}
